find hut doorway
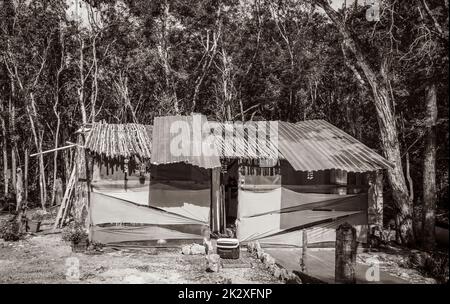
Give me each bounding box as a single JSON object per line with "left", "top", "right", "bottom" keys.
{"left": 222, "top": 160, "right": 239, "bottom": 235}
{"left": 211, "top": 160, "right": 239, "bottom": 237}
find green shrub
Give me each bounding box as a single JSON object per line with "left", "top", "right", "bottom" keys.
{"left": 423, "top": 252, "right": 449, "bottom": 284}
{"left": 409, "top": 250, "right": 450, "bottom": 283}
{"left": 30, "top": 209, "right": 46, "bottom": 221}
{"left": 0, "top": 193, "right": 16, "bottom": 212}
{"left": 0, "top": 215, "right": 22, "bottom": 241}
{"left": 61, "top": 222, "right": 88, "bottom": 243}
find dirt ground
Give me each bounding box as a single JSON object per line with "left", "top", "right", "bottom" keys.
{"left": 357, "top": 247, "right": 440, "bottom": 284}
{"left": 0, "top": 229, "right": 279, "bottom": 284}
{"left": 0, "top": 211, "right": 443, "bottom": 284}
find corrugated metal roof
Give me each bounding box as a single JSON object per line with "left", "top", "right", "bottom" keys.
{"left": 277, "top": 120, "right": 393, "bottom": 172}
{"left": 85, "top": 122, "right": 152, "bottom": 159}
{"left": 89, "top": 116, "right": 392, "bottom": 172}
{"left": 151, "top": 117, "right": 281, "bottom": 168}
{"left": 150, "top": 114, "right": 221, "bottom": 169}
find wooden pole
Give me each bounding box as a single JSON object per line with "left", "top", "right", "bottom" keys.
{"left": 53, "top": 166, "right": 76, "bottom": 230}
{"left": 330, "top": 169, "right": 348, "bottom": 195}
{"left": 335, "top": 222, "right": 357, "bottom": 284}
{"left": 221, "top": 184, "right": 226, "bottom": 234}
{"left": 300, "top": 229, "right": 308, "bottom": 273}
{"left": 211, "top": 167, "right": 221, "bottom": 234}
{"left": 29, "top": 144, "right": 76, "bottom": 157}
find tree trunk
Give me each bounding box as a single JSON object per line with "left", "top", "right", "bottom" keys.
{"left": 38, "top": 132, "right": 47, "bottom": 210}
{"left": 51, "top": 58, "right": 63, "bottom": 206}
{"left": 63, "top": 144, "right": 72, "bottom": 188}
{"left": 368, "top": 170, "right": 383, "bottom": 229}
{"left": 24, "top": 147, "right": 28, "bottom": 202}
{"left": 9, "top": 93, "right": 17, "bottom": 193}
{"left": 315, "top": 0, "right": 414, "bottom": 245}
{"left": 72, "top": 134, "right": 89, "bottom": 227}
{"left": 192, "top": 16, "right": 221, "bottom": 113}
{"left": 90, "top": 36, "right": 98, "bottom": 124}
{"left": 0, "top": 99, "right": 8, "bottom": 196}
{"left": 26, "top": 94, "right": 47, "bottom": 210}
{"left": 158, "top": 0, "right": 179, "bottom": 114}
{"left": 15, "top": 168, "right": 23, "bottom": 212}
{"left": 422, "top": 83, "right": 438, "bottom": 250}
{"left": 51, "top": 111, "right": 61, "bottom": 206}
{"left": 78, "top": 37, "right": 87, "bottom": 125}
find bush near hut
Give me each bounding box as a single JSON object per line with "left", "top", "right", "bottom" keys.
{"left": 30, "top": 209, "right": 46, "bottom": 222}
{"left": 0, "top": 192, "right": 16, "bottom": 212}
{"left": 422, "top": 252, "right": 449, "bottom": 284}
{"left": 62, "top": 222, "right": 88, "bottom": 244}
{"left": 408, "top": 250, "right": 449, "bottom": 283}
{"left": 0, "top": 215, "right": 22, "bottom": 241}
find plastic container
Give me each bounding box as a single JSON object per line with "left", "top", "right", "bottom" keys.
{"left": 216, "top": 238, "right": 240, "bottom": 259}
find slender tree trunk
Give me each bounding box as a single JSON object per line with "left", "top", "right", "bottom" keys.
{"left": 38, "top": 132, "right": 47, "bottom": 209}
{"left": 51, "top": 112, "right": 60, "bottom": 206}
{"left": 422, "top": 83, "right": 438, "bottom": 250}
{"left": 24, "top": 146, "right": 28, "bottom": 203}
{"left": 192, "top": 5, "right": 222, "bottom": 112}
{"left": 9, "top": 90, "right": 17, "bottom": 193}
{"left": 78, "top": 37, "right": 87, "bottom": 125}
{"left": 63, "top": 142, "right": 72, "bottom": 187}
{"left": 27, "top": 93, "right": 47, "bottom": 210}
{"left": 0, "top": 99, "right": 8, "bottom": 196}
{"left": 15, "top": 168, "right": 23, "bottom": 212}
{"left": 315, "top": 0, "right": 414, "bottom": 245}
{"left": 91, "top": 38, "right": 98, "bottom": 124}
{"left": 51, "top": 48, "right": 63, "bottom": 206}
{"left": 158, "top": 0, "right": 179, "bottom": 114}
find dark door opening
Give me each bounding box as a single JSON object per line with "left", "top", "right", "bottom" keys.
{"left": 222, "top": 160, "right": 239, "bottom": 237}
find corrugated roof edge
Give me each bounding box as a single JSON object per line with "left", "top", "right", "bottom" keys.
{"left": 295, "top": 119, "right": 394, "bottom": 171}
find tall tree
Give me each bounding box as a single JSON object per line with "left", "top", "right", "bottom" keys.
{"left": 312, "top": 0, "right": 414, "bottom": 245}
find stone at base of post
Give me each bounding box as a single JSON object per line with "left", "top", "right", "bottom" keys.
{"left": 205, "top": 254, "right": 221, "bottom": 272}
{"left": 335, "top": 222, "right": 357, "bottom": 284}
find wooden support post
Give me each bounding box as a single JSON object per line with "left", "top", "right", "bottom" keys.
{"left": 123, "top": 158, "right": 128, "bottom": 191}
{"left": 211, "top": 167, "right": 221, "bottom": 234}
{"left": 330, "top": 169, "right": 348, "bottom": 195}
{"left": 53, "top": 166, "right": 76, "bottom": 230}
{"left": 335, "top": 222, "right": 357, "bottom": 284}
{"left": 300, "top": 229, "right": 308, "bottom": 273}
{"left": 220, "top": 184, "right": 226, "bottom": 234}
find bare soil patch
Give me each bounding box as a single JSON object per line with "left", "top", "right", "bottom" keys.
{"left": 0, "top": 228, "right": 279, "bottom": 284}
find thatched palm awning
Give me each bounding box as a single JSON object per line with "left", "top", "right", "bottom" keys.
{"left": 85, "top": 122, "right": 152, "bottom": 159}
